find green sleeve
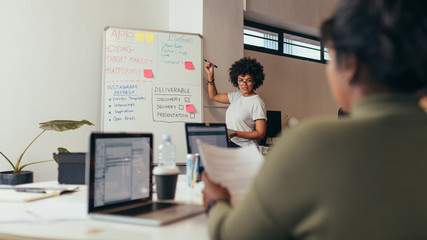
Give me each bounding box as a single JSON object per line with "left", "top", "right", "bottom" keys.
{"left": 208, "top": 184, "right": 283, "bottom": 239}
{"left": 207, "top": 119, "right": 326, "bottom": 239}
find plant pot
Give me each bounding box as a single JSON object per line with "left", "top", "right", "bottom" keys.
{"left": 0, "top": 171, "right": 34, "bottom": 185}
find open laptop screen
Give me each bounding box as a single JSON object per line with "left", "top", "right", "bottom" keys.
{"left": 88, "top": 133, "right": 153, "bottom": 211}
{"left": 185, "top": 123, "right": 229, "bottom": 154}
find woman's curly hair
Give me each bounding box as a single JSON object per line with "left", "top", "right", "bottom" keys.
{"left": 229, "top": 57, "right": 265, "bottom": 90}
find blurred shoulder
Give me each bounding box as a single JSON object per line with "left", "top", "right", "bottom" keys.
{"left": 285, "top": 115, "right": 345, "bottom": 139}
{"left": 269, "top": 115, "right": 360, "bottom": 157}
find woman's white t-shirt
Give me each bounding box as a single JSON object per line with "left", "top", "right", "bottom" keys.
{"left": 226, "top": 91, "right": 267, "bottom": 147}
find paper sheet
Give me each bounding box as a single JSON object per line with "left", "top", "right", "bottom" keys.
{"left": 27, "top": 200, "right": 88, "bottom": 222}
{"left": 0, "top": 186, "right": 79, "bottom": 203}
{"left": 0, "top": 189, "right": 61, "bottom": 202}
{"left": 197, "top": 140, "right": 264, "bottom": 205}
{"left": 0, "top": 193, "right": 87, "bottom": 224}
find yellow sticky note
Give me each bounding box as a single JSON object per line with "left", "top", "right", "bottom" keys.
{"left": 146, "top": 33, "right": 155, "bottom": 42}
{"left": 136, "top": 33, "right": 145, "bottom": 41}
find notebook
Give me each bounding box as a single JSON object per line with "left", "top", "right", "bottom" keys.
{"left": 87, "top": 132, "right": 204, "bottom": 226}
{"left": 185, "top": 123, "right": 229, "bottom": 154}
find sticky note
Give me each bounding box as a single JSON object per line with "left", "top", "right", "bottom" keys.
{"left": 144, "top": 69, "right": 153, "bottom": 78}
{"left": 185, "top": 61, "right": 194, "bottom": 70}
{"left": 146, "top": 33, "right": 155, "bottom": 42}
{"left": 186, "top": 104, "right": 195, "bottom": 113}
{"left": 136, "top": 33, "right": 145, "bottom": 41}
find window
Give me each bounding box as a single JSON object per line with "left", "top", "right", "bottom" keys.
{"left": 244, "top": 27, "right": 278, "bottom": 50}
{"left": 244, "top": 20, "right": 328, "bottom": 64}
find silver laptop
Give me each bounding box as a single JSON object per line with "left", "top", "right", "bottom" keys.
{"left": 87, "top": 133, "right": 204, "bottom": 226}
{"left": 185, "top": 123, "right": 229, "bottom": 154}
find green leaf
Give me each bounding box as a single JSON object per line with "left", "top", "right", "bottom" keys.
{"left": 57, "top": 147, "right": 70, "bottom": 153}
{"left": 39, "top": 120, "right": 94, "bottom": 132}
{"left": 53, "top": 148, "right": 70, "bottom": 162}
{"left": 17, "top": 160, "right": 55, "bottom": 172}
{"left": 1, "top": 152, "right": 16, "bottom": 169}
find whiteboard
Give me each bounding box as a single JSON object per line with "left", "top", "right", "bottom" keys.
{"left": 101, "top": 26, "right": 203, "bottom": 163}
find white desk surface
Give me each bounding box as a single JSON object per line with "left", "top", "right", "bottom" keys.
{"left": 0, "top": 175, "right": 209, "bottom": 240}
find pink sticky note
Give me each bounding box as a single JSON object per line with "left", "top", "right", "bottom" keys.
{"left": 185, "top": 61, "right": 194, "bottom": 70}
{"left": 186, "top": 104, "right": 195, "bottom": 113}
{"left": 144, "top": 69, "right": 153, "bottom": 78}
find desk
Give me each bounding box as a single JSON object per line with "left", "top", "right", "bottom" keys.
{"left": 0, "top": 176, "right": 209, "bottom": 240}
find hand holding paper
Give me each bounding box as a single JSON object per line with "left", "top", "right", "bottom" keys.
{"left": 197, "top": 140, "right": 264, "bottom": 205}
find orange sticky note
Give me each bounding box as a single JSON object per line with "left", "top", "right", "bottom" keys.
{"left": 185, "top": 61, "right": 194, "bottom": 70}
{"left": 186, "top": 104, "right": 195, "bottom": 113}
{"left": 144, "top": 69, "right": 153, "bottom": 78}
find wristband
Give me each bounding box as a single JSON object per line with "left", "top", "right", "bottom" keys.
{"left": 207, "top": 79, "right": 215, "bottom": 85}
{"left": 206, "top": 198, "right": 230, "bottom": 214}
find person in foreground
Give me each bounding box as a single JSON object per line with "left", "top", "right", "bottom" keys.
{"left": 204, "top": 57, "right": 267, "bottom": 147}
{"left": 202, "top": 0, "right": 427, "bottom": 239}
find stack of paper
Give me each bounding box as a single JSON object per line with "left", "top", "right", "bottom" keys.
{"left": 0, "top": 186, "right": 79, "bottom": 203}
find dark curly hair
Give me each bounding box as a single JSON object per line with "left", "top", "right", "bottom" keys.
{"left": 321, "top": 0, "right": 427, "bottom": 93}
{"left": 228, "top": 57, "right": 265, "bottom": 90}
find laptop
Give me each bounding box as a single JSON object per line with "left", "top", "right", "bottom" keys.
{"left": 87, "top": 132, "right": 204, "bottom": 226}
{"left": 185, "top": 123, "right": 229, "bottom": 154}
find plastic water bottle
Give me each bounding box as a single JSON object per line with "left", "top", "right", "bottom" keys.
{"left": 157, "top": 134, "right": 176, "bottom": 168}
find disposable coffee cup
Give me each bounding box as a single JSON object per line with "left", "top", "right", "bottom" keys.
{"left": 153, "top": 166, "right": 180, "bottom": 200}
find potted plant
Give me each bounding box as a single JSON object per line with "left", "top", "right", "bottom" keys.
{"left": 0, "top": 120, "right": 94, "bottom": 185}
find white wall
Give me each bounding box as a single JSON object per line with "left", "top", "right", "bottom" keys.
{"left": 170, "top": 0, "right": 203, "bottom": 34}
{"left": 202, "top": 0, "right": 244, "bottom": 122}
{"left": 245, "top": 0, "right": 338, "bottom": 36}
{"left": 0, "top": 0, "right": 172, "bottom": 182}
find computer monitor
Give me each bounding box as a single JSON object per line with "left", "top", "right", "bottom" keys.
{"left": 260, "top": 110, "right": 282, "bottom": 145}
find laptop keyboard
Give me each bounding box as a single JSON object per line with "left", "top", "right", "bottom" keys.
{"left": 112, "top": 202, "right": 177, "bottom": 216}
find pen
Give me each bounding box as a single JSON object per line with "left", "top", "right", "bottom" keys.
{"left": 203, "top": 59, "right": 218, "bottom": 68}
{"left": 15, "top": 188, "right": 46, "bottom": 194}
